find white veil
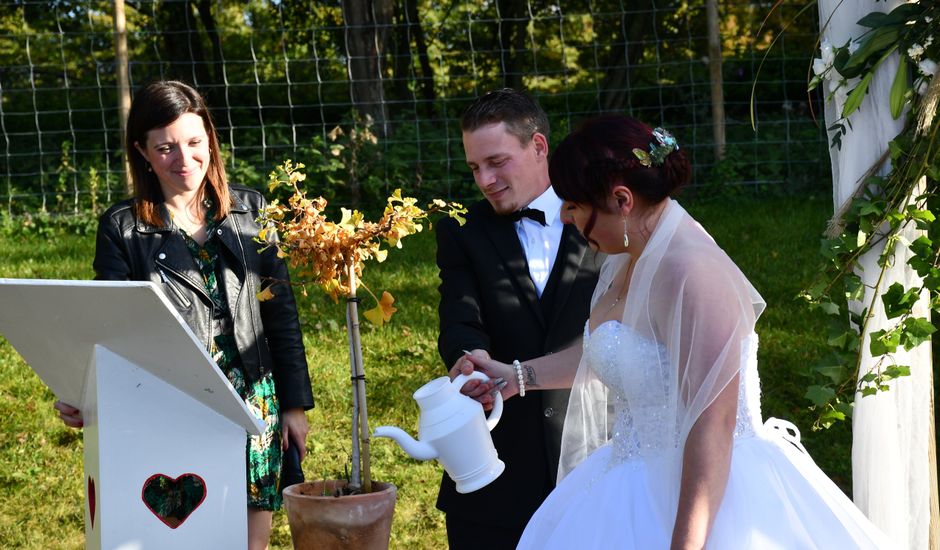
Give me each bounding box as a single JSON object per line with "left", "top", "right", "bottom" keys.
{"left": 559, "top": 200, "right": 765, "bottom": 519}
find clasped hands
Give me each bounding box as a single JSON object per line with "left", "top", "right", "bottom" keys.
{"left": 448, "top": 349, "right": 519, "bottom": 411}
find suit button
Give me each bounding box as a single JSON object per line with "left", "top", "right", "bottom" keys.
{"left": 544, "top": 407, "right": 555, "bottom": 418}
{"left": 217, "top": 229, "right": 223, "bottom": 235}
{"left": 158, "top": 253, "right": 166, "bottom": 260}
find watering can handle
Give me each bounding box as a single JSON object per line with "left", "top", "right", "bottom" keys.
{"left": 452, "top": 371, "right": 503, "bottom": 431}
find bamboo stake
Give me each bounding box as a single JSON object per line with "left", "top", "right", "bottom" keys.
{"left": 345, "top": 290, "right": 362, "bottom": 492}
{"left": 347, "top": 265, "right": 372, "bottom": 493}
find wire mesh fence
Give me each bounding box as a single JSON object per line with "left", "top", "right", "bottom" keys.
{"left": 0, "top": 0, "right": 826, "bottom": 216}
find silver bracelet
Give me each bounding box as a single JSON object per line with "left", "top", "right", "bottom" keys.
{"left": 513, "top": 360, "right": 526, "bottom": 397}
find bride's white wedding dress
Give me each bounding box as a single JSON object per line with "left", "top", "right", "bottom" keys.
{"left": 517, "top": 200, "right": 891, "bottom": 549}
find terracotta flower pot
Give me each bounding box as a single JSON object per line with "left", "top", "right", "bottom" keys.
{"left": 283, "top": 480, "right": 397, "bottom": 550}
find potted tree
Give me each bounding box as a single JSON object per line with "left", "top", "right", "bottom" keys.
{"left": 257, "top": 154, "right": 464, "bottom": 549}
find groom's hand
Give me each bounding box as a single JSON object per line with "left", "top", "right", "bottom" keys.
{"left": 449, "top": 349, "right": 491, "bottom": 399}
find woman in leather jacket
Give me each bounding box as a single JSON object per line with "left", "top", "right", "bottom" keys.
{"left": 54, "top": 80, "right": 314, "bottom": 550}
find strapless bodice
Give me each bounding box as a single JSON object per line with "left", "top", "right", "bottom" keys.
{"left": 582, "top": 320, "right": 763, "bottom": 464}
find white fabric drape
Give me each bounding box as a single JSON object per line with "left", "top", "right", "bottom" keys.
{"left": 818, "top": 2, "right": 932, "bottom": 548}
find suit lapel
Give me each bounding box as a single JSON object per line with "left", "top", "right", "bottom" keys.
{"left": 480, "top": 208, "right": 545, "bottom": 327}
{"left": 542, "top": 224, "right": 589, "bottom": 329}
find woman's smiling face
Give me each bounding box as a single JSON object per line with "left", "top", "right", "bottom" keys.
{"left": 135, "top": 112, "right": 211, "bottom": 199}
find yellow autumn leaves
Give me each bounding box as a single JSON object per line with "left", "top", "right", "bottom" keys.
{"left": 256, "top": 160, "right": 465, "bottom": 326}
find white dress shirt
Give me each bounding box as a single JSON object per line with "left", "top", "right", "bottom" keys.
{"left": 514, "top": 187, "right": 564, "bottom": 297}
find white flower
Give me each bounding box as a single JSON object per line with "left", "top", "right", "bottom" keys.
{"left": 925, "top": 36, "right": 934, "bottom": 48}
{"left": 916, "top": 77, "right": 930, "bottom": 95}
{"left": 813, "top": 58, "right": 828, "bottom": 76}
{"left": 918, "top": 59, "right": 938, "bottom": 77}
{"left": 909, "top": 43, "right": 925, "bottom": 61}
{"left": 820, "top": 40, "right": 835, "bottom": 67}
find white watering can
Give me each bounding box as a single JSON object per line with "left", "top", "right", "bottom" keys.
{"left": 373, "top": 371, "right": 504, "bottom": 493}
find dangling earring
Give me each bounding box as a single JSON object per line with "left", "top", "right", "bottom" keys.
{"left": 622, "top": 216, "right": 629, "bottom": 248}
{"left": 146, "top": 163, "right": 153, "bottom": 173}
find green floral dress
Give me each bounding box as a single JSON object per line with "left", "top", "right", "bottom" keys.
{"left": 180, "top": 216, "right": 284, "bottom": 511}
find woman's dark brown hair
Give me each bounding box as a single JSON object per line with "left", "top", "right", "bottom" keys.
{"left": 549, "top": 115, "right": 691, "bottom": 242}
{"left": 126, "top": 80, "right": 229, "bottom": 226}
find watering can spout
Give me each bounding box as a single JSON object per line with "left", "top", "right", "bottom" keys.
{"left": 373, "top": 426, "right": 438, "bottom": 461}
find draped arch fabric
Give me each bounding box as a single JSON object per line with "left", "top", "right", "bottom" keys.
{"left": 817, "top": 1, "right": 934, "bottom": 548}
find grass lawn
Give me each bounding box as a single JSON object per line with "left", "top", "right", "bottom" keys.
{"left": 0, "top": 193, "right": 850, "bottom": 549}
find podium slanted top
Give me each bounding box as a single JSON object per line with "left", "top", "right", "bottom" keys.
{"left": 0, "top": 278, "right": 264, "bottom": 435}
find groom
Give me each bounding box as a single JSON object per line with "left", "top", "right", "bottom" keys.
{"left": 435, "top": 89, "right": 602, "bottom": 549}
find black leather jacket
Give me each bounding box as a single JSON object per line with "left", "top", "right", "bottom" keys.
{"left": 93, "top": 185, "right": 314, "bottom": 411}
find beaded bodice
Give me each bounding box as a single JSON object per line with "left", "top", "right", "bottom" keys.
{"left": 582, "top": 321, "right": 763, "bottom": 464}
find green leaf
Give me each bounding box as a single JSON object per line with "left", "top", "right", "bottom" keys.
{"left": 808, "top": 74, "right": 823, "bottom": 92}
{"left": 842, "top": 71, "right": 875, "bottom": 118}
{"left": 814, "top": 365, "right": 847, "bottom": 385}
{"left": 855, "top": 12, "right": 887, "bottom": 28}
{"left": 818, "top": 409, "right": 846, "bottom": 426}
{"left": 869, "top": 328, "right": 901, "bottom": 356}
{"left": 806, "top": 385, "right": 835, "bottom": 407}
{"left": 900, "top": 317, "right": 935, "bottom": 350}
{"left": 907, "top": 206, "right": 935, "bottom": 229}
{"left": 890, "top": 55, "right": 909, "bottom": 119}
{"left": 818, "top": 301, "right": 841, "bottom": 316}
{"left": 883, "top": 365, "right": 911, "bottom": 379}
{"left": 881, "top": 282, "right": 920, "bottom": 319}
{"left": 844, "top": 273, "right": 865, "bottom": 302}
{"left": 840, "top": 28, "right": 899, "bottom": 77}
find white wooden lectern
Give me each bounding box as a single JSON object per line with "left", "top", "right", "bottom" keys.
{"left": 0, "top": 279, "right": 265, "bottom": 550}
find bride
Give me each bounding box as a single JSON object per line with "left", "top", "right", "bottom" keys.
{"left": 457, "top": 115, "right": 891, "bottom": 549}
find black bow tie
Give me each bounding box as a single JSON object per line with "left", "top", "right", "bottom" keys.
{"left": 507, "top": 208, "right": 546, "bottom": 226}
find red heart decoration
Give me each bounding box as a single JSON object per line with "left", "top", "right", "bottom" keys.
{"left": 87, "top": 476, "right": 96, "bottom": 529}
{"left": 141, "top": 473, "right": 207, "bottom": 529}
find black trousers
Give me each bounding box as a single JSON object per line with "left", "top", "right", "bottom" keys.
{"left": 446, "top": 514, "right": 524, "bottom": 550}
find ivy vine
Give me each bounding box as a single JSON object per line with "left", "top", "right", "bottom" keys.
{"left": 800, "top": 1, "right": 939, "bottom": 429}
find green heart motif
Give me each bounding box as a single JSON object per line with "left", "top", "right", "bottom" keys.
{"left": 141, "top": 473, "right": 207, "bottom": 529}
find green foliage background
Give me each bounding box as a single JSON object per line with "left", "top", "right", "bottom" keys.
{"left": 0, "top": 0, "right": 827, "bottom": 215}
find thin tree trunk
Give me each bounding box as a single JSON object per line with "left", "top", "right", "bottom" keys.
{"left": 156, "top": 1, "right": 210, "bottom": 85}
{"left": 113, "top": 0, "right": 132, "bottom": 195}
{"left": 599, "top": 4, "right": 655, "bottom": 111}
{"left": 195, "top": 0, "right": 223, "bottom": 86}
{"left": 342, "top": 0, "right": 391, "bottom": 138}
{"left": 706, "top": 0, "right": 726, "bottom": 161}
{"left": 496, "top": 0, "right": 527, "bottom": 90}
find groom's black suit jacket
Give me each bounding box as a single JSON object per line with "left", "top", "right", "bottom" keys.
{"left": 435, "top": 198, "right": 602, "bottom": 531}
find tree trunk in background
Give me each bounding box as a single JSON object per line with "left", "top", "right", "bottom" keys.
{"left": 113, "top": 0, "right": 132, "bottom": 195}
{"left": 706, "top": 0, "right": 725, "bottom": 161}
{"left": 598, "top": 2, "right": 655, "bottom": 111}
{"left": 342, "top": 0, "right": 392, "bottom": 139}
{"left": 496, "top": 0, "right": 528, "bottom": 91}
{"left": 155, "top": 1, "right": 211, "bottom": 86}
{"left": 406, "top": 0, "right": 437, "bottom": 111}
{"left": 194, "top": 0, "right": 223, "bottom": 86}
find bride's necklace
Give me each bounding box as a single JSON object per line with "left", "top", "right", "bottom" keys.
{"left": 602, "top": 257, "right": 634, "bottom": 317}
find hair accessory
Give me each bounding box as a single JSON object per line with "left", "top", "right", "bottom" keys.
{"left": 632, "top": 127, "right": 679, "bottom": 167}
{"left": 512, "top": 360, "right": 526, "bottom": 397}
{"left": 622, "top": 216, "right": 629, "bottom": 248}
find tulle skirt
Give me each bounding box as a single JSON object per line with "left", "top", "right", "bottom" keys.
{"left": 518, "top": 430, "right": 892, "bottom": 549}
